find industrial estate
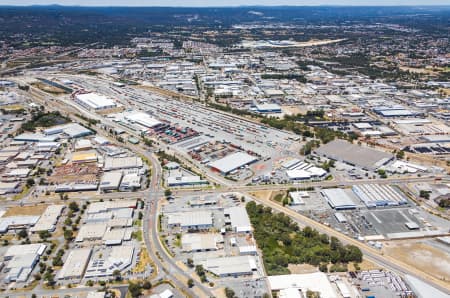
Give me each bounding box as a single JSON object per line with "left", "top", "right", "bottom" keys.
{"left": 0, "top": 5, "right": 449, "bottom": 298}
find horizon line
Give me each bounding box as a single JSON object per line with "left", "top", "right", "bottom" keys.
{"left": 1, "top": 4, "right": 450, "bottom": 7}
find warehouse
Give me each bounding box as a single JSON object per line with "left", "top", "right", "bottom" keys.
{"left": 125, "top": 112, "right": 162, "bottom": 129}
{"left": 314, "top": 139, "right": 393, "bottom": 171}
{"left": 72, "top": 151, "right": 98, "bottom": 164}
{"left": 209, "top": 152, "right": 258, "bottom": 175}
{"left": 289, "top": 191, "right": 309, "bottom": 205}
{"left": 268, "top": 273, "right": 338, "bottom": 298}
{"left": 255, "top": 103, "right": 282, "bottom": 113}
{"left": 167, "top": 174, "right": 208, "bottom": 187}
{"left": 75, "top": 223, "right": 108, "bottom": 242}
{"left": 75, "top": 139, "right": 93, "bottom": 151}
{"left": 0, "top": 181, "right": 21, "bottom": 195}
{"left": 104, "top": 156, "right": 143, "bottom": 170}
{"left": 3, "top": 244, "right": 46, "bottom": 283}
{"left": 30, "top": 205, "right": 65, "bottom": 233}
{"left": 167, "top": 211, "right": 213, "bottom": 231}
{"left": 321, "top": 189, "right": 357, "bottom": 210}
{"left": 119, "top": 173, "right": 141, "bottom": 191}
{"left": 44, "top": 123, "right": 93, "bottom": 138}
{"left": 352, "top": 184, "right": 408, "bottom": 208}
{"left": 57, "top": 248, "right": 92, "bottom": 280}
{"left": 224, "top": 206, "right": 252, "bottom": 233}
{"left": 84, "top": 246, "right": 134, "bottom": 278}
{"left": 181, "top": 233, "right": 223, "bottom": 252}
{"left": 0, "top": 215, "right": 40, "bottom": 233}
{"left": 99, "top": 171, "right": 123, "bottom": 191}
{"left": 201, "top": 255, "right": 256, "bottom": 277}
{"left": 75, "top": 93, "right": 117, "bottom": 111}
{"left": 86, "top": 199, "right": 137, "bottom": 214}
{"left": 14, "top": 133, "right": 59, "bottom": 143}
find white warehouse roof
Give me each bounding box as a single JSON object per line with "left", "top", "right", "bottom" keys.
{"left": 321, "top": 188, "right": 357, "bottom": 210}
{"left": 75, "top": 93, "right": 117, "bottom": 110}
{"left": 57, "top": 248, "right": 92, "bottom": 280}
{"left": 125, "top": 112, "right": 162, "bottom": 128}
{"left": 268, "top": 272, "right": 338, "bottom": 298}
{"left": 209, "top": 152, "right": 258, "bottom": 174}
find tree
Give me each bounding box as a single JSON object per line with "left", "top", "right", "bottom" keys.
{"left": 164, "top": 189, "right": 172, "bottom": 197}
{"left": 18, "top": 229, "right": 28, "bottom": 239}
{"left": 128, "top": 282, "right": 142, "bottom": 298}
{"left": 142, "top": 281, "right": 152, "bottom": 289}
{"left": 187, "top": 278, "right": 194, "bottom": 288}
{"left": 64, "top": 229, "right": 73, "bottom": 241}
{"left": 113, "top": 269, "right": 122, "bottom": 281}
{"left": 187, "top": 258, "right": 194, "bottom": 268}
{"left": 396, "top": 150, "right": 405, "bottom": 159}
{"left": 26, "top": 178, "right": 35, "bottom": 187}
{"left": 69, "top": 201, "right": 79, "bottom": 212}
{"left": 225, "top": 287, "right": 236, "bottom": 298}
{"left": 39, "top": 230, "right": 51, "bottom": 240}
{"left": 419, "top": 190, "right": 431, "bottom": 200}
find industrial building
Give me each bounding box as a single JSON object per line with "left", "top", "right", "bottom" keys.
{"left": 167, "top": 211, "right": 213, "bottom": 231}
{"left": 75, "top": 223, "right": 108, "bottom": 242}
{"left": 44, "top": 123, "right": 93, "bottom": 138}
{"left": 3, "top": 244, "right": 46, "bottom": 283}
{"left": 86, "top": 199, "right": 137, "bottom": 214}
{"left": 74, "top": 93, "right": 117, "bottom": 111}
{"left": 104, "top": 156, "right": 143, "bottom": 171}
{"left": 30, "top": 205, "right": 65, "bottom": 233}
{"left": 57, "top": 248, "right": 92, "bottom": 280}
{"left": 352, "top": 184, "right": 408, "bottom": 208}
{"left": 201, "top": 255, "right": 256, "bottom": 277}
{"left": 124, "top": 112, "right": 162, "bottom": 129}
{"left": 289, "top": 191, "right": 309, "bottom": 205}
{"left": 119, "top": 173, "right": 141, "bottom": 191}
{"left": 167, "top": 175, "right": 208, "bottom": 187}
{"left": 224, "top": 206, "right": 252, "bottom": 233}
{"left": 209, "top": 152, "right": 258, "bottom": 175}
{"left": 314, "top": 139, "right": 393, "bottom": 171}
{"left": 255, "top": 103, "right": 282, "bottom": 113}
{"left": 84, "top": 246, "right": 134, "bottom": 278}
{"left": 321, "top": 188, "right": 357, "bottom": 210}
{"left": 99, "top": 171, "right": 123, "bottom": 191}
{"left": 181, "top": 233, "right": 223, "bottom": 252}
{"left": 0, "top": 215, "right": 40, "bottom": 233}
{"left": 268, "top": 272, "right": 338, "bottom": 298}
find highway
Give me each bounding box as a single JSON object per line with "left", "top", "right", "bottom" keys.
{"left": 14, "top": 77, "right": 450, "bottom": 296}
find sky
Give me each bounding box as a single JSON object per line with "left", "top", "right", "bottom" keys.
{"left": 0, "top": 0, "right": 449, "bottom": 6}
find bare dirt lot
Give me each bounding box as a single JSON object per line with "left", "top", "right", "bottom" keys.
{"left": 3, "top": 205, "right": 47, "bottom": 217}
{"left": 383, "top": 241, "right": 450, "bottom": 283}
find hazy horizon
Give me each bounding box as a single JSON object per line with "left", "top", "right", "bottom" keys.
{"left": 1, "top": 1, "right": 450, "bottom": 7}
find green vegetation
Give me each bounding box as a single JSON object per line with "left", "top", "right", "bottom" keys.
{"left": 195, "top": 264, "right": 208, "bottom": 283}
{"left": 438, "top": 198, "right": 450, "bottom": 208}
{"left": 419, "top": 190, "right": 431, "bottom": 200}
{"left": 225, "top": 287, "right": 236, "bottom": 298}
{"left": 246, "top": 201, "right": 362, "bottom": 275}
{"left": 21, "top": 111, "right": 69, "bottom": 132}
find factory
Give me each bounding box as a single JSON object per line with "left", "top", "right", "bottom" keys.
{"left": 268, "top": 272, "right": 338, "bottom": 298}
{"left": 352, "top": 184, "right": 408, "bottom": 208}
{"left": 167, "top": 211, "right": 213, "bottom": 231}
{"left": 181, "top": 233, "right": 223, "bottom": 252}
{"left": 57, "top": 248, "right": 92, "bottom": 280}
{"left": 43, "top": 123, "right": 93, "bottom": 138}
{"left": 224, "top": 206, "right": 252, "bottom": 233}
{"left": 289, "top": 191, "right": 309, "bottom": 205}
{"left": 99, "top": 171, "right": 123, "bottom": 191}
{"left": 124, "top": 112, "right": 162, "bottom": 129}
{"left": 104, "top": 156, "right": 143, "bottom": 171}
{"left": 209, "top": 152, "right": 258, "bottom": 175}
{"left": 74, "top": 92, "right": 117, "bottom": 111}
{"left": 321, "top": 188, "right": 357, "bottom": 210}
{"left": 314, "top": 139, "right": 393, "bottom": 171}
{"left": 2, "top": 243, "right": 46, "bottom": 283}
{"left": 30, "top": 205, "right": 65, "bottom": 233}
{"left": 0, "top": 215, "right": 40, "bottom": 233}
{"left": 84, "top": 246, "right": 134, "bottom": 278}
{"left": 254, "top": 103, "right": 282, "bottom": 113}
{"left": 200, "top": 255, "right": 256, "bottom": 277}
